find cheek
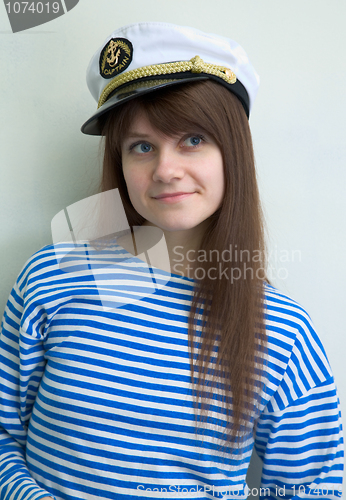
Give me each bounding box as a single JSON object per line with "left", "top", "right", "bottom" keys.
{"left": 217, "top": 161, "right": 225, "bottom": 194}
{"left": 122, "top": 168, "right": 131, "bottom": 192}
{"left": 122, "top": 156, "right": 138, "bottom": 191}
{"left": 201, "top": 154, "right": 225, "bottom": 195}
{"left": 122, "top": 165, "right": 137, "bottom": 190}
{"left": 214, "top": 154, "right": 225, "bottom": 185}
{"left": 122, "top": 167, "right": 147, "bottom": 202}
{"left": 209, "top": 158, "right": 225, "bottom": 207}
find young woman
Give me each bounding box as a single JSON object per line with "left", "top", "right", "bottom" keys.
{"left": 0, "top": 22, "right": 343, "bottom": 500}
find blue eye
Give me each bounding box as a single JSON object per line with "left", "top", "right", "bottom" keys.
{"left": 184, "top": 136, "right": 203, "bottom": 147}
{"left": 132, "top": 142, "right": 153, "bottom": 153}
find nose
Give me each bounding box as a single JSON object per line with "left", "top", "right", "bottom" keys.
{"left": 152, "top": 148, "right": 185, "bottom": 183}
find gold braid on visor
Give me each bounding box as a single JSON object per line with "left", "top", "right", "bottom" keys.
{"left": 97, "top": 55, "right": 237, "bottom": 109}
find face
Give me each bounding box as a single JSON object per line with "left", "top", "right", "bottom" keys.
{"left": 121, "top": 112, "right": 225, "bottom": 239}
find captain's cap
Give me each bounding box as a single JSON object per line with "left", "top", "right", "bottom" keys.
{"left": 81, "top": 22, "right": 260, "bottom": 135}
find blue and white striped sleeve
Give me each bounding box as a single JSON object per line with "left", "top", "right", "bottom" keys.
{"left": 0, "top": 276, "right": 55, "bottom": 500}
{"left": 254, "top": 292, "right": 344, "bottom": 499}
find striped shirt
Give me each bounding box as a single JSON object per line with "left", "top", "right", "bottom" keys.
{"left": 0, "top": 242, "right": 344, "bottom": 500}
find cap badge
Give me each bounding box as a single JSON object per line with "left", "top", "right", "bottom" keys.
{"left": 99, "top": 38, "right": 133, "bottom": 79}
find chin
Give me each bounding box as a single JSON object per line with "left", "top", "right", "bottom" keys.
{"left": 156, "top": 219, "right": 206, "bottom": 233}
{"left": 141, "top": 213, "right": 210, "bottom": 233}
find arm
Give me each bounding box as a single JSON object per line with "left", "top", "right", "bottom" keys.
{"left": 0, "top": 280, "right": 55, "bottom": 500}
{"left": 254, "top": 293, "right": 344, "bottom": 499}
{"left": 255, "top": 377, "right": 343, "bottom": 499}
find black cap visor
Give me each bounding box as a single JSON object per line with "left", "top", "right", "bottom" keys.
{"left": 81, "top": 73, "right": 249, "bottom": 136}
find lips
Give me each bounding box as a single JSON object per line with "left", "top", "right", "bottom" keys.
{"left": 153, "top": 192, "right": 194, "bottom": 199}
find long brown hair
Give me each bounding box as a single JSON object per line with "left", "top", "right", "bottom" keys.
{"left": 100, "top": 80, "right": 268, "bottom": 447}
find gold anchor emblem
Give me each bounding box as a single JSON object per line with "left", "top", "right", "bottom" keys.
{"left": 106, "top": 40, "right": 121, "bottom": 68}
{"left": 100, "top": 38, "right": 133, "bottom": 79}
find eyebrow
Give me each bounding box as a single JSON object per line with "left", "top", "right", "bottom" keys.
{"left": 123, "top": 132, "right": 152, "bottom": 140}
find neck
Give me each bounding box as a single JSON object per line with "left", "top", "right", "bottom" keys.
{"left": 139, "top": 220, "right": 209, "bottom": 277}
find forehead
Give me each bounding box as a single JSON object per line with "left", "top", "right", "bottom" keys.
{"left": 115, "top": 92, "right": 218, "bottom": 146}
{"left": 122, "top": 110, "right": 184, "bottom": 142}
{"left": 126, "top": 111, "right": 156, "bottom": 134}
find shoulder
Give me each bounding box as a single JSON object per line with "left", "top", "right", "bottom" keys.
{"left": 17, "top": 242, "right": 77, "bottom": 292}
{"left": 263, "top": 282, "right": 323, "bottom": 347}
{"left": 14, "top": 240, "right": 190, "bottom": 313}
{"left": 264, "top": 282, "right": 313, "bottom": 323}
